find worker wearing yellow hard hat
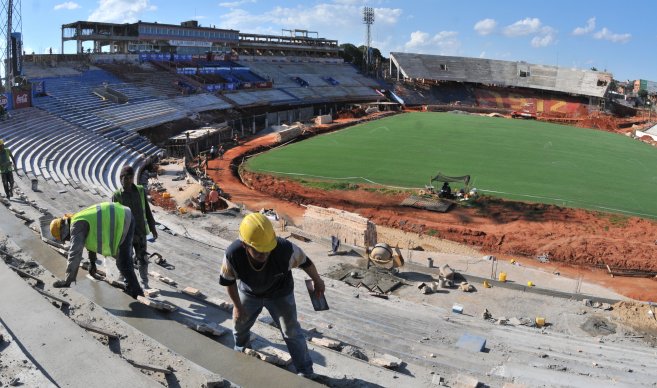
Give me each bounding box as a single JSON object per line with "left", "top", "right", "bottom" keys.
{"left": 219, "top": 212, "right": 325, "bottom": 379}
{"left": 49, "top": 202, "right": 144, "bottom": 299}
{"left": 0, "top": 138, "right": 17, "bottom": 199}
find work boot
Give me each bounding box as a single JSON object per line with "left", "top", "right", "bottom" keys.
{"left": 138, "top": 264, "right": 149, "bottom": 288}
{"left": 88, "top": 260, "right": 97, "bottom": 277}
{"left": 53, "top": 280, "right": 71, "bottom": 288}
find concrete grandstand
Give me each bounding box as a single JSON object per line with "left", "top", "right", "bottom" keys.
{"left": 0, "top": 20, "right": 381, "bottom": 197}
{"left": 2, "top": 18, "right": 657, "bottom": 388}
{"left": 389, "top": 52, "right": 614, "bottom": 116}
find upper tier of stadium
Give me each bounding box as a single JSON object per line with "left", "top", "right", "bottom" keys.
{"left": 390, "top": 52, "right": 612, "bottom": 98}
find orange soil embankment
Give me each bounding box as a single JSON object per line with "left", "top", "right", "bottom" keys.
{"left": 206, "top": 122, "right": 657, "bottom": 301}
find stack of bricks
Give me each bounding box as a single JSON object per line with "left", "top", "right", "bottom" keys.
{"left": 275, "top": 125, "right": 303, "bottom": 143}
{"left": 303, "top": 205, "right": 376, "bottom": 247}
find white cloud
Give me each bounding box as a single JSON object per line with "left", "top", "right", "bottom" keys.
{"left": 88, "top": 0, "right": 156, "bottom": 23}
{"left": 572, "top": 17, "right": 595, "bottom": 35}
{"left": 479, "top": 51, "right": 486, "bottom": 58}
{"left": 219, "top": 0, "right": 256, "bottom": 8}
{"left": 218, "top": 3, "right": 402, "bottom": 42}
{"left": 503, "top": 17, "right": 541, "bottom": 37}
{"left": 474, "top": 18, "right": 496, "bottom": 36}
{"left": 531, "top": 29, "right": 555, "bottom": 47}
{"left": 593, "top": 27, "right": 631, "bottom": 43}
{"left": 502, "top": 17, "right": 556, "bottom": 47}
{"left": 404, "top": 30, "right": 460, "bottom": 54}
{"left": 54, "top": 2, "right": 80, "bottom": 11}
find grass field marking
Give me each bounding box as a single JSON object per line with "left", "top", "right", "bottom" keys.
{"left": 256, "top": 169, "right": 420, "bottom": 190}
{"left": 368, "top": 125, "right": 391, "bottom": 134}
{"left": 480, "top": 189, "right": 657, "bottom": 218}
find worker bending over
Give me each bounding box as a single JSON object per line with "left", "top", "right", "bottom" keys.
{"left": 50, "top": 202, "right": 144, "bottom": 299}
{"left": 220, "top": 213, "right": 325, "bottom": 378}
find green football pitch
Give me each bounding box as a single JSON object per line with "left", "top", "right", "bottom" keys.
{"left": 245, "top": 112, "right": 657, "bottom": 218}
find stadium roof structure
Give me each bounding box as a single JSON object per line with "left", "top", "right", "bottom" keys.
{"left": 61, "top": 20, "right": 341, "bottom": 58}
{"left": 390, "top": 52, "right": 612, "bottom": 98}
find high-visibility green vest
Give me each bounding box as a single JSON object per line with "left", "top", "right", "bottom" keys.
{"left": 114, "top": 185, "right": 150, "bottom": 235}
{"left": 0, "top": 148, "right": 12, "bottom": 173}
{"left": 72, "top": 202, "right": 126, "bottom": 257}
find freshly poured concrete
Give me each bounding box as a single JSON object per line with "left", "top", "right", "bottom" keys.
{"left": 0, "top": 205, "right": 319, "bottom": 388}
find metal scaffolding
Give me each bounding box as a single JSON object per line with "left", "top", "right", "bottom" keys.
{"left": 0, "top": 0, "right": 21, "bottom": 89}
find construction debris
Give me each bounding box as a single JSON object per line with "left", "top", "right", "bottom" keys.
{"left": 454, "top": 374, "right": 480, "bottom": 388}
{"left": 137, "top": 296, "right": 177, "bottom": 312}
{"left": 455, "top": 333, "right": 487, "bottom": 352}
{"left": 243, "top": 348, "right": 279, "bottom": 364}
{"left": 144, "top": 288, "right": 160, "bottom": 298}
{"left": 310, "top": 337, "right": 341, "bottom": 349}
{"left": 76, "top": 321, "right": 119, "bottom": 340}
{"left": 459, "top": 282, "right": 474, "bottom": 292}
{"left": 8, "top": 265, "right": 43, "bottom": 284}
{"left": 440, "top": 264, "right": 455, "bottom": 280}
{"left": 34, "top": 287, "right": 69, "bottom": 307}
{"left": 482, "top": 309, "right": 492, "bottom": 320}
{"left": 127, "top": 359, "right": 173, "bottom": 375}
{"left": 369, "top": 354, "right": 402, "bottom": 369}
{"left": 149, "top": 270, "right": 178, "bottom": 286}
{"left": 182, "top": 286, "right": 202, "bottom": 297}
{"left": 257, "top": 346, "right": 292, "bottom": 366}
{"left": 191, "top": 322, "right": 228, "bottom": 337}
{"left": 328, "top": 263, "right": 403, "bottom": 293}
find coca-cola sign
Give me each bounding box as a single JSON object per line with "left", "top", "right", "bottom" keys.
{"left": 12, "top": 91, "right": 31, "bottom": 109}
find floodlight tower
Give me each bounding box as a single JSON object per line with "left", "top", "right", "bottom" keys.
{"left": 0, "top": 0, "right": 22, "bottom": 89}
{"left": 362, "top": 6, "right": 374, "bottom": 74}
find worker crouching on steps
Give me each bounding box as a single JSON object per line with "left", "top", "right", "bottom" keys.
{"left": 219, "top": 213, "right": 325, "bottom": 379}
{"left": 50, "top": 202, "right": 144, "bottom": 299}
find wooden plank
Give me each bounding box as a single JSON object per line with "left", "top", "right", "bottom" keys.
{"left": 126, "top": 359, "right": 172, "bottom": 375}
{"left": 290, "top": 233, "right": 311, "bottom": 242}
{"left": 8, "top": 265, "right": 43, "bottom": 284}
{"left": 33, "top": 287, "right": 70, "bottom": 306}
{"left": 76, "top": 321, "right": 119, "bottom": 340}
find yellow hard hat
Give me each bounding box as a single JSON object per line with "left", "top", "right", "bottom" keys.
{"left": 239, "top": 213, "right": 277, "bottom": 253}
{"left": 50, "top": 217, "right": 64, "bottom": 241}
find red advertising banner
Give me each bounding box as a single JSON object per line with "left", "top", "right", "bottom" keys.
{"left": 12, "top": 90, "right": 31, "bottom": 109}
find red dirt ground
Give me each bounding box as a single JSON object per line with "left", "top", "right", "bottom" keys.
{"left": 206, "top": 117, "right": 657, "bottom": 301}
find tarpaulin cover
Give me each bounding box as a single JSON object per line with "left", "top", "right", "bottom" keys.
{"left": 431, "top": 172, "right": 470, "bottom": 185}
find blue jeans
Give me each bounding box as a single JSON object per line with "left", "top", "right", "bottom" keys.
{"left": 233, "top": 290, "right": 313, "bottom": 374}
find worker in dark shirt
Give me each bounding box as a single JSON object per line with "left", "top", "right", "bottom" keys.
{"left": 219, "top": 213, "right": 325, "bottom": 379}
{"left": 112, "top": 165, "right": 158, "bottom": 288}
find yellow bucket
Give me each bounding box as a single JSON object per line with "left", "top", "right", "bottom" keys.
{"left": 535, "top": 317, "right": 545, "bottom": 327}
{"left": 527, "top": 281, "right": 534, "bottom": 287}
{"left": 498, "top": 272, "right": 507, "bottom": 282}
{"left": 162, "top": 192, "right": 172, "bottom": 199}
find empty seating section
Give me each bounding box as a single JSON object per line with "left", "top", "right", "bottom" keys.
{"left": 29, "top": 69, "right": 174, "bottom": 155}
{"left": 236, "top": 60, "right": 379, "bottom": 103}
{"left": 0, "top": 108, "right": 148, "bottom": 196}
{"left": 170, "top": 94, "right": 232, "bottom": 113}
{"left": 221, "top": 89, "right": 298, "bottom": 107}
{"left": 429, "top": 83, "right": 477, "bottom": 105}
{"left": 390, "top": 52, "right": 610, "bottom": 98}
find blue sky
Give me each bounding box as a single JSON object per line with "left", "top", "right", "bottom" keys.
{"left": 21, "top": 0, "right": 656, "bottom": 82}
